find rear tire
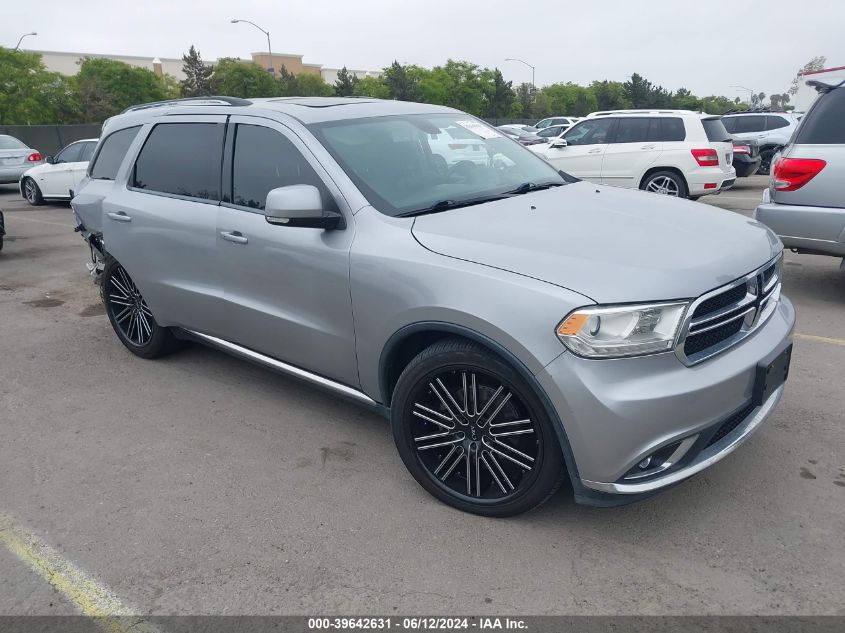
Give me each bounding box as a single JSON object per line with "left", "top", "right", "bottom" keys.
{"left": 101, "top": 259, "right": 182, "bottom": 359}
{"left": 640, "top": 170, "right": 688, "bottom": 198}
{"left": 390, "top": 338, "right": 565, "bottom": 517}
{"left": 758, "top": 149, "right": 777, "bottom": 176}
{"left": 22, "top": 178, "right": 43, "bottom": 206}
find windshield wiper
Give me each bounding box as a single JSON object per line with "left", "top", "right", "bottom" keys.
{"left": 505, "top": 181, "right": 565, "bottom": 195}
{"left": 397, "top": 195, "right": 508, "bottom": 217}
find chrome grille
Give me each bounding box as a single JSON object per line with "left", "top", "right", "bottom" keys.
{"left": 676, "top": 256, "right": 782, "bottom": 365}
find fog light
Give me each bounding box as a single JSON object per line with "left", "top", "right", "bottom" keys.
{"left": 638, "top": 457, "right": 652, "bottom": 470}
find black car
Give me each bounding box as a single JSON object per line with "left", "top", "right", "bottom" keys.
{"left": 731, "top": 136, "right": 761, "bottom": 177}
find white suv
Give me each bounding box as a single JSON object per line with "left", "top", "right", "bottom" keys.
{"left": 532, "top": 110, "right": 736, "bottom": 199}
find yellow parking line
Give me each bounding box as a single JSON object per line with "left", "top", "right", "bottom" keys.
{"left": 0, "top": 516, "right": 159, "bottom": 633}
{"left": 795, "top": 333, "right": 845, "bottom": 347}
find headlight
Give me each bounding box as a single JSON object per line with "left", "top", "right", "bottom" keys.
{"left": 556, "top": 301, "right": 690, "bottom": 358}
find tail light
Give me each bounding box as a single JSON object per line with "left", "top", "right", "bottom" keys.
{"left": 732, "top": 145, "right": 751, "bottom": 155}
{"left": 772, "top": 157, "right": 826, "bottom": 191}
{"left": 691, "top": 148, "right": 719, "bottom": 166}
{"left": 27, "top": 152, "right": 42, "bottom": 162}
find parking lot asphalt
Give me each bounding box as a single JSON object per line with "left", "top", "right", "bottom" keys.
{"left": 1, "top": 176, "right": 843, "bottom": 616}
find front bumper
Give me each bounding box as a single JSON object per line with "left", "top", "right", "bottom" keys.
{"left": 536, "top": 295, "right": 795, "bottom": 500}
{"left": 754, "top": 192, "right": 845, "bottom": 257}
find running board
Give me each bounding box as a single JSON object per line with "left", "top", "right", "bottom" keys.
{"left": 180, "top": 329, "right": 381, "bottom": 410}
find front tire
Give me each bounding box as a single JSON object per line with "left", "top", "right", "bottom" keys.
{"left": 22, "top": 178, "right": 43, "bottom": 206}
{"left": 390, "top": 338, "right": 565, "bottom": 517}
{"left": 101, "top": 259, "right": 181, "bottom": 359}
{"left": 641, "top": 170, "right": 688, "bottom": 198}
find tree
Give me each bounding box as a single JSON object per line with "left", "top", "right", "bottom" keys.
{"left": 623, "top": 73, "right": 653, "bottom": 108}
{"left": 333, "top": 66, "right": 359, "bottom": 97}
{"left": 590, "top": 80, "right": 630, "bottom": 110}
{"left": 383, "top": 61, "right": 418, "bottom": 101}
{"left": 515, "top": 82, "right": 536, "bottom": 119}
{"left": 481, "top": 68, "right": 514, "bottom": 118}
{"left": 672, "top": 87, "right": 702, "bottom": 111}
{"left": 296, "top": 73, "right": 334, "bottom": 97}
{"left": 770, "top": 93, "right": 791, "bottom": 110}
{"left": 76, "top": 57, "right": 174, "bottom": 122}
{"left": 209, "top": 58, "right": 280, "bottom": 98}
{"left": 790, "top": 56, "right": 827, "bottom": 95}
{"left": 180, "top": 45, "right": 213, "bottom": 97}
{"left": 0, "top": 47, "right": 79, "bottom": 124}
{"left": 277, "top": 65, "right": 298, "bottom": 96}
{"left": 750, "top": 91, "right": 766, "bottom": 108}
{"left": 352, "top": 75, "right": 390, "bottom": 99}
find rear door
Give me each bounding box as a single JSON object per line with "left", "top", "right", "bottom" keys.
{"left": 773, "top": 86, "right": 845, "bottom": 212}
{"left": 543, "top": 118, "right": 615, "bottom": 181}
{"left": 102, "top": 116, "right": 230, "bottom": 336}
{"left": 728, "top": 115, "right": 767, "bottom": 143}
{"left": 600, "top": 117, "right": 660, "bottom": 188}
{"left": 41, "top": 142, "right": 83, "bottom": 197}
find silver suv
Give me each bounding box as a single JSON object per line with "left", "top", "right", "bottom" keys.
{"left": 721, "top": 111, "right": 802, "bottom": 175}
{"left": 72, "top": 97, "right": 795, "bottom": 516}
{"left": 755, "top": 78, "right": 845, "bottom": 262}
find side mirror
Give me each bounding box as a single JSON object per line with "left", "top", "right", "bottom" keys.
{"left": 44, "top": 156, "right": 55, "bottom": 164}
{"left": 549, "top": 138, "right": 568, "bottom": 149}
{"left": 264, "top": 184, "right": 343, "bottom": 230}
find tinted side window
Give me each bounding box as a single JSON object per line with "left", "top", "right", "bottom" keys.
{"left": 766, "top": 115, "right": 790, "bottom": 130}
{"left": 613, "top": 118, "right": 651, "bottom": 143}
{"left": 721, "top": 117, "right": 736, "bottom": 133}
{"left": 795, "top": 88, "right": 845, "bottom": 144}
{"left": 702, "top": 118, "right": 731, "bottom": 143}
{"left": 90, "top": 127, "right": 140, "bottom": 180}
{"left": 133, "top": 123, "right": 223, "bottom": 200}
{"left": 732, "top": 116, "right": 766, "bottom": 133}
{"left": 658, "top": 117, "right": 686, "bottom": 141}
{"left": 564, "top": 119, "right": 614, "bottom": 146}
{"left": 56, "top": 143, "right": 83, "bottom": 163}
{"left": 231, "top": 124, "right": 331, "bottom": 211}
{"left": 80, "top": 142, "right": 97, "bottom": 162}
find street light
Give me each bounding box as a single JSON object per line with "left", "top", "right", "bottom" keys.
{"left": 505, "top": 58, "right": 535, "bottom": 89}
{"left": 13, "top": 32, "right": 37, "bottom": 51}
{"left": 231, "top": 19, "right": 274, "bottom": 77}
{"left": 730, "top": 85, "right": 755, "bottom": 105}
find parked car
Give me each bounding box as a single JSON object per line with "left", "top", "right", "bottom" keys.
{"left": 731, "top": 137, "right": 761, "bottom": 177}
{"left": 0, "top": 135, "right": 43, "bottom": 185}
{"left": 754, "top": 76, "right": 845, "bottom": 261}
{"left": 532, "top": 110, "right": 736, "bottom": 199}
{"left": 535, "top": 116, "right": 579, "bottom": 130}
{"left": 535, "top": 124, "right": 570, "bottom": 142}
{"left": 721, "top": 111, "right": 802, "bottom": 175}
{"left": 20, "top": 138, "right": 98, "bottom": 205}
{"left": 72, "top": 96, "right": 793, "bottom": 517}
{"left": 497, "top": 125, "right": 545, "bottom": 146}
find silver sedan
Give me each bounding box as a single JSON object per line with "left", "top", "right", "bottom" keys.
{"left": 0, "top": 135, "right": 44, "bottom": 184}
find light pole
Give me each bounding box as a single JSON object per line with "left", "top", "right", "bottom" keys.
{"left": 730, "top": 85, "right": 754, "bottom": 106}
{"left": 231, "top": 19, "right": 274, "bottom": 77}
{"left": 505, "top": 58, "right": 535, "bottom": 89}
{"left": 13, "top": 32, "right": 37, "bottom": 51}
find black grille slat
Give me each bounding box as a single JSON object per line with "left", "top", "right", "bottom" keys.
{"left": 762, "top": 262, "right": 777, "bottom": 284}
{"left": 684, "top": 318, "right": 743, "bottom": 356}
{"left": 707, "top": 402, "right": 755, "bottom": 447}
{"left": 692, "top": 283, "right": 747, "bottom": 319}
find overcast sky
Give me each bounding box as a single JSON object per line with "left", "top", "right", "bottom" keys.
{"left": 2, "top": 0, "right": 840, "bottom": 100}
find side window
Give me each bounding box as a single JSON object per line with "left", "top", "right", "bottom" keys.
{"left": 722, "top": 117, "right": 737, "bottom": 133}
{"left": 133, "top": 123, "right": 224, "bottom": 201}
{"left": 80, "top": 142, "right": 97, "bottom": 162}
{"left": 657, "top": 117, "right": 686, "bottom": 141}
{"left": 231, "top": 124, "right": 332, "bottom": 211}
{"left": 766, "top": 115, "right": 790, "bottom": 130}
{"left": 732, "top": 116, "right": 766, "bottom": 133}
{"left": 90, "top": 126, "right": 141, "bottom": 180}
{"left": 55, "top": 143, "right": 83, "bottom": 164}
{"left": 613, "top": 118, "right": 651, "bottom": 143}
{"left": 564, "top": 119, "right": 614, "bottom": 146}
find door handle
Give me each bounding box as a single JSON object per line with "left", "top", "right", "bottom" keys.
{"left": 220, "top": 231, "right": 248, "bottom": 244}
{"left": 588, "top": 148, "right": 603, "bottom": 154}
{"left": 640, "top": 144, "right": 656, "bottom": 150}
{"left": 106, "top": 211, "right": 132, "bottom": 223}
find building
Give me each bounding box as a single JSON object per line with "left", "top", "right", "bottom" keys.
{"left": 793, "top": 64, "right": 845, "bottom": 112}
{"left": 26, "top": 49, "right": 381, "bottom": 84}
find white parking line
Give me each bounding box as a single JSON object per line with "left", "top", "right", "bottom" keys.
{"left": 3, "top": 215, "right": 75, "bottom": 228}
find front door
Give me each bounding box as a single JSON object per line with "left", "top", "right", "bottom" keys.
{"left": 542, "top": 118, "right": 615, "bottom": 182}
{"left": 600, "top": 117, "right": 662, "bottom": 188}
{"left": 216, "top": 117, "right": 359, "bottom": 387}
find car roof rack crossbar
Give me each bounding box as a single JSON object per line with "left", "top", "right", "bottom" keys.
{"left": 121, "top": 96, "right": 252, "bottom": 114}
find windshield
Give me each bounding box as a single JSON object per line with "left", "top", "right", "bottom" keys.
{"left": 310, "top": 114, "right": 566, "bottom": 216}
{"left": 0, "top": 136, "right": 27, "bottom": 150}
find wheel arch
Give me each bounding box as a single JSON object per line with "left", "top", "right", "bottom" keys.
{"left": 378, "top": 321, "right": 583, "bottom": 486}
{"left": 638, "top": 165, "right": 689, "bottom": 192}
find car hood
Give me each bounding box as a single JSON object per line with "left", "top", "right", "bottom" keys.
{"left": 411, "top": 182, "right": 782, "bottom": 304}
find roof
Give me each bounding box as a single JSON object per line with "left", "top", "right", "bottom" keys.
{"left": 116, "top": 96, "right": 459, "bottom": 125}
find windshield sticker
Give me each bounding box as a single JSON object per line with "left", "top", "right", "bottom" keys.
{"left": 455, "top": 120, "right": 502, "bottom": 139}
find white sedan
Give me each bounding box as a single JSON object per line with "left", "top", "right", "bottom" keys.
{"left": 20, "top": 138, "right": 98, "bottom": 205}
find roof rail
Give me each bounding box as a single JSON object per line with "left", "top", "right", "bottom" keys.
{"left": 121, "top": 96, "right": 252, "bottom": 114}
{"left": 722, "top": 107, "right": 794, "bottom": 115}
{"left": 590, "top": 109, "right": 699, "bottom": 117}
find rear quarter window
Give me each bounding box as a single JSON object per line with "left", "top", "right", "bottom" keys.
{"left": 656, "top": 117, "right": 686, "bottom": 142}
{"left": 90, "top": 126, "right": 141, "bottom": 180}
{"left": 702, "top": 119, "right": 731, "bottom": 143}
{"left": 794, "top": 88, "right": 845, "bottom": 144}
{"left": 766, "top": 115, "right": 791, "bottom": 130}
